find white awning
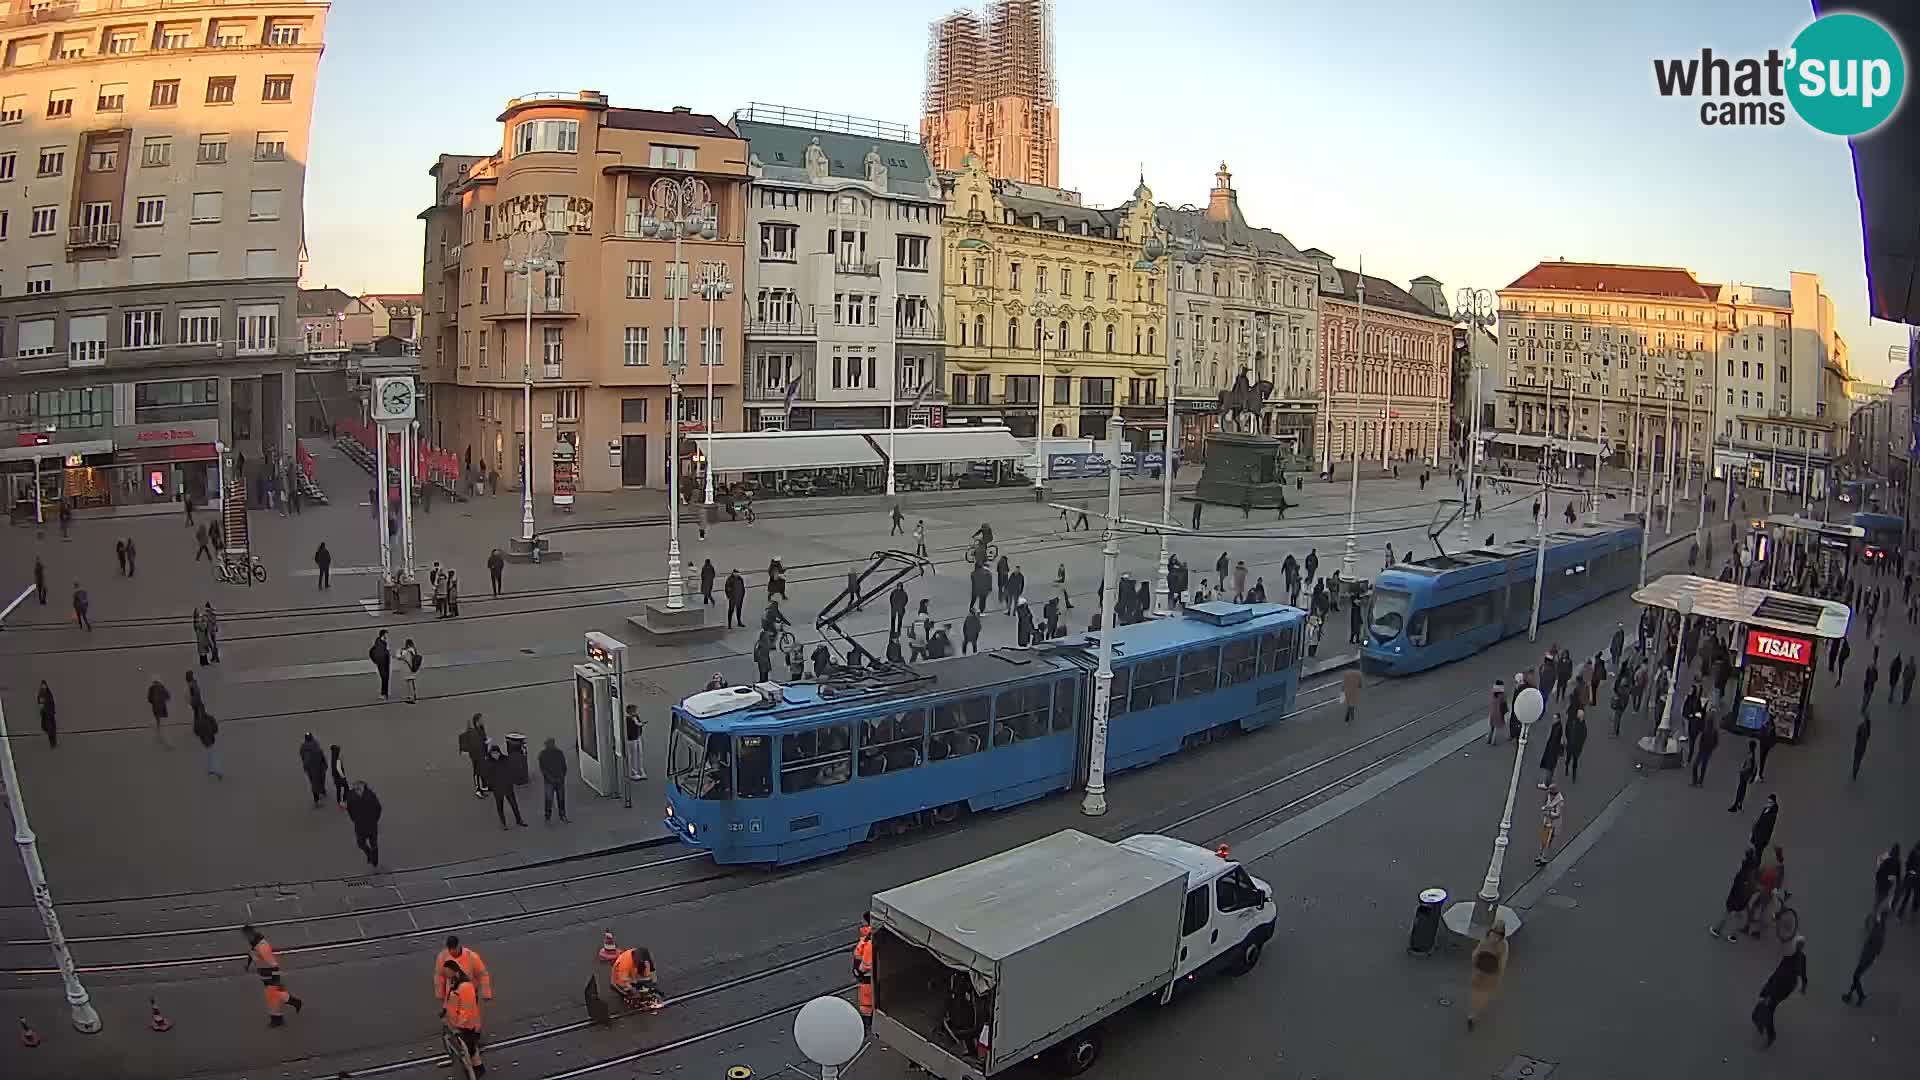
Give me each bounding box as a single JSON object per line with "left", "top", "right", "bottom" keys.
{"left": 0, "top": 439, "right": 114, "bottom": 463}
{"left": 889, "top": 427, "right": 1026, "bottom": 465}
{"left": 704, "top": 432, "right": 882, "bottom": 473}
{"left": 1632, "top": 574, "right": 1851, "bottom": 639}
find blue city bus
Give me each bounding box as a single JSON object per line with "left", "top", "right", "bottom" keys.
{"left": 1361, "top": 521, "right": 1643, "bottom": 676}
{"left": 1850, "top": 512, "right": 1904, "bottom": 564}
{"left": 663, "top": 603, "right": 1306, "bottom": 865}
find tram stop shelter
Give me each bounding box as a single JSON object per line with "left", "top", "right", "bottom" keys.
{"left": 1633, "top": 574, "right": 1850, "bottom": 747}
{"left": 1756, "top": 515, "right": 1863, "bottom": 588}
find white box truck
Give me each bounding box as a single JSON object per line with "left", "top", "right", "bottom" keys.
{"left": 869, "top": 830, "right": 1277, "bottom": 1078}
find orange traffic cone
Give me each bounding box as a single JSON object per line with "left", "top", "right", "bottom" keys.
{"left": 597, "top": 930, "right": 619, "bottom": 963}
{"left": 19, "top": 1018, "right": 40, "bottom": 1048}
{"left": 148, "top": 997, "right": 172, "bottom": 1033}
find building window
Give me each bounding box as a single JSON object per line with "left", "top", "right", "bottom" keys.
{"left": 25, "top": 264, "right": 53, "bottom": 294}
{"left": 197, "top": 135, "right": 228, "bottom": 164}
{"left": 555, "top": 390, "right": 580, "bottom": 422}
{"left": 700, "top": 327, "right": 724, "bottom": 367}
{"left": 1105, "top": 324, "right": 1115, "bottom": 352}
{"left": 190, "top": 192, "right": 222, "bottom": 222}
{"left": 178, "top": 307, "right": 220, "bottom": 346}
{"left": 134, "top": 195, "right": 164, "bottom": 226}
{"left": 97, "top": 83, "right": 126, "bottom": 112}
{"left": 621, "top": 398, "right": 648, "bottom": 423}
{"left": 254, "top": 132, "right": 287, "bottom": 161}
{"left": 29, "top": 206, "right": 56, "bottom": 235}
{"left": 237, "top": 304, "right": 278, "bottom": 353}
{"left": 1081, "top": 377, "right": 1115, "bottom": 406}
{"left": 141, "top": 137, "right": 171, "bottom": 167}
{"left": 187, "top": 251, "right": 219, "bottom": 279}
{"left": 542, "top": 327, "right": 564, "bottom": 366}
{"left": 0, "top": 152, "right": 12, "bottom": 180}
{"left": 124, "top": 309, "right": 165, "bottom": 349}
{"left": 1108, "top": 273, "right": 1118, "bottom": 300}
{"left": 623, "top": 326, "right": 649, "bottom": 366}
{"left": 36, "top": 147, "right": 63, "bottom": 176}
{"left": 759, "top": 223, "right": 796, "bottom": 261}
{"left": 512, "top": 119, "right": 578, "bottom": 156}
{"left": 477, "top": 265, "right": 490, "bottom": 303}
{"left": 1009, "top": 262, "right": 1021, "bottom": 291}
{"left": 262, "top": 75, "right": 294, "bottom": 102}
{"left": 897, "top": 234, "right": 928, "bottom": 270}
{"left": 1082, "top": 322, "right": 1092, "bottom": 352}
{"left": 477, "top": 331, "right": 488, "bottom": 370}
{"left": 47, "top": 89, "right": 74, "bottom": 118}
{"left": 247, "top": 189, "right": 281, "bottom": 221}
{"left": 205, "top": 77, "right": 236, "bottom": 105}
{"left": 648, "top": 144, "right": 696, "bottom": 169}
{"left": 625, "top": 259, "right": 650, "bottom": 299}
{"left": 66, "top": 315, "right": 107, "bottom": 368}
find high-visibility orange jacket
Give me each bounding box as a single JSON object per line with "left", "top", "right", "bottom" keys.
{"left": 436, "top": 947, "right": 492, "bottom": 1000}
{"left": 249, "top": 939, "right": 279, "bottom": 973}
{"left": 610, "top": 948, "right": 653, "bottom": 991}
{"left": 853, "top": 937, "right": 873, "bottom": 979}
{"left": 442, "top": 982, "right": 482, "bottom": 1033}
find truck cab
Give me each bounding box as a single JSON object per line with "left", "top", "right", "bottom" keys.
{"left": 1117, "top": 834, "right": 1277, "bottom": 995}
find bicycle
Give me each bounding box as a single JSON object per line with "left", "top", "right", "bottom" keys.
{"left": 1768, "top": 889, "right": 1799, "bottom": 942}
{"left": 774, "top": 628, "right": 797, "bottom": 653}
{"left": 440, "top": 1020, "right": 479, "bottom": 1080}
{"left": 211, "top": 553, "right": 268, "bottom": 585}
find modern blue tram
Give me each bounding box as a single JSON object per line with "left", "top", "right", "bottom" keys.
{"left": 1850, "top": 512, "right": 1904, "bottom": 563}
{"left": 1361, "top": 521, "right": 1643, "bottom": 676}
{"left": 662, "top": 603, "right": 1307, "bottom": 865}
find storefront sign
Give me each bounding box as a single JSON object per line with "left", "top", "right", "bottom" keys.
{"left": 1046, "top": 451, "right": 1167, "bottom": 479}
{"left": 112, "top": 420, "right": 220, "bottom": 447}
{"left": 1746, "top": 629, "right": 1812, "bottom": 667}
{"left": 1175, "top": 399, "right": 1221, "bottom": 415}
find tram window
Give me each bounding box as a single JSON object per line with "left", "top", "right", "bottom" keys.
{"left": 1274, "top": 625, "right": 1300, "bottom": 671}
{"left": 1222, "top": 639, "right": 1258, "bottom": 686}
{"left": 1178, "top": 646, "right": 1219, "bottom": 697}
{"left": 1130, "top": 656, "right": 1176, "bottom": 711}
{"left": 1052, "top": 678, "right": 1077, "bottom": 732}
{"left": 734, "top": 735, "right": 770, "bottom": 799}
{"left": 1408, "top": 613, "right": 1430, "bottom": 646}
{"left": 779, "top": 723, "right": 852, "bottom": 793}
{"left": 1430, "top": 594, "right": 1495, "bottom": 639}
{"left": 1507, "top": 582, "right": 1534, "bottom": 623}
{"left": 1107, "top": 667, "right": 1130, "bottom": 718}
{"left": 858, "top": 708, "right": 926, "bottom": 777}
{"left": 930, "top": 696, "right": 989, "bottom": 760}
{"left": 994, "top": 685, "right": 1051, "bottom": 744}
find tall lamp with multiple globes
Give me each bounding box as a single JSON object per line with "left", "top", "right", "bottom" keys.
{"left": 1139, "top": 207, "right": 1201, "bottom": 615}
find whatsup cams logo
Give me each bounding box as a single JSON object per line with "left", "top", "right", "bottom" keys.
{"left": 1653, "top": 12, "right": 1906, "bottom": 135}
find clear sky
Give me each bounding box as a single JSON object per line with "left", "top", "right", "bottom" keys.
{"left": 301, "top": 0, "right": 1911, "bottom": 384}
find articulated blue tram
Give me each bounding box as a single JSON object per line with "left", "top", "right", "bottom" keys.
{"left": 663, "top": 602, "right": 1307, "bottom": 865}
{"left": 1362, "top": 521, "right": 1643, "bottom": 676}
{"left": 1851, "top": 512, "right": 1904, "bottom": 563}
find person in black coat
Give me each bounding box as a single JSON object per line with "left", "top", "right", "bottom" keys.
{"left": 346, "top": 781, "right": 382, "bottom": 867}
{"left": 538, "top": 737, "right": 569, "bottom": 823}
{"left": 962, "top": 610, "right": 982, "bottom": 654}
{"left": 971, "top": 565, "right": 992, "bottom": 615}
{"left": 368, "top": 630, "right": 392, "bottom": 699}
{"left": 699, "top": 559, "right": 716, "bottom": 607}
{"left": 1536, "top": 717, "right": 1565, "bottom": 788}
{"left": 1751, "top": 936, "right": 1808, "bottom": 1046}
{"left": 298, "top": 734, "right": 328, "bottom": 807}
{"left": 1564, "top": 707, "right": 1589, "bottom": 782}
{"left": 994, "top": 555, "right": 1011, "bottom": 609}
{"left": 1728, "top": 741, "right": 1757, "bottom": 811}
{"left": 754, "top": 632, "right": 775, "bottom": 682}
{"left": 146, "top": 678, "right": 170, "bottom": 739}
{"left": 1712, "top": 847, "right": 1760, "bottom": 938}
{"left": 1348, "top": 600, "right": 1363, "bottom": 645}
{"left": 1135, "top": 579, "right": 1153, "bottom": 621}
{"left": 1006, "top": 566, "right": 1027, "bottom": 616}
{"left": 889, "top": 584, "right": 909, "bottom": 637}
{"left": 724, "top": 569, "right": 747, "bottom": 628}
{"left": 1750, "top": 794, "right": 1780, "bottom": 858}
{"left": 486, "top": 745, "right": 527, "bottom": 829}
{"left": 313, "top": 542, "right": 332, "bottom": 589}
{"left": 37, "top": 681, "right": 56, "bottom": 748}
{"left": 1015, "top": 598, "right": 1035, "bottom": 647}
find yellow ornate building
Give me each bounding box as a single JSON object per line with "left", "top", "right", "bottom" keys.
{"left": 939, "top": 156, "right": 1167, "bottom": 449}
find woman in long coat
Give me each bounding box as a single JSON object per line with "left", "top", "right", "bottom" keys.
{"left": 1466, "top": 921, "right": 1508, "bottom": 1030}
{"left": 1536, "top": 716, "right": 1565, "bottom": 788}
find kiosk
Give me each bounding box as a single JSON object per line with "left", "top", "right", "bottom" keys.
{"left": 573, "top": 632, "right": 627, "bottom": 797}
{"left": 1737, "top": 627, "right": 1818, "bottom": 741}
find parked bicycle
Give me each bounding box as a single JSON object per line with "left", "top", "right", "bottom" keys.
{"left": 212, "top": 552, "right": 268, "bottom": 585}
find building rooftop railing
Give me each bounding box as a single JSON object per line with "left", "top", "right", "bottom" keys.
{"left": 732, "top": 102, "right": 915, "bottom": 144}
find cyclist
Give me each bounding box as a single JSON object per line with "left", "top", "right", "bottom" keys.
{"left": 609, "top": 945, "right": 660, "bottom": 1009}
{"left": 762, "top": 599, "right": 791, "bottom": 638}
{"left": 971, "top": 522, "right": 994, "bottom": 566}
{"left": 439, "top": 961, "right": 485, "bottom": 1075}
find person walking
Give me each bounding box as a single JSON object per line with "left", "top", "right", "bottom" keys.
{"left": 33, "top": 556, "right": 47, "bottom": 605}
{"left": 313, "top": 542, "right": 332, "bottom": 589}
{"left": 1840, "top": 908, "right": 1887, "bottom": 1006}
{"left": 1904, "top": 660, "right": 1916, "bottom": 705}
{"left": 116, "top": 539, "right": 127, "bottom": 577}
{"left": 192, "top": 702, "right": 222, "bottom": 779}
{"left": 329, "top": 745, "right": 350, "bottom": 808}
{"left": 913, "top": 520, "right": 928, "bottom": 558}
{"left": 888, "top": 583, "right": 908, "bottom": 638}
{"left": 1486, "top": 681, "right": 1506, "bottom": 745}
{"left": 443, "top": 571, "right": 460, "bottom": 617}
{"left": 1862, "top": 659, "right": 1880, "bottom": 714}
{"left": 36, "top": 681, "right": 57, "bottom": 749}
{"left": 1850, "top": 716, "right": 1871, "bottom": 781}
{"left": 243, "top": 925, "right": 303, "bottom": 1026}
{"left": 1893, "top": 846, "right": 1920, "bottom": 921}
{"left": 1535, "top": 783, "right": 1564, "bottom": 865}
{"left": 1536, "top": 714, "right": 1564, "bottom": 788}
{"left": 754, "top": 631, "right": 775, "bottom": 682}
{"left": 431, "top": 571, "right": 448, "bottom": 620}
{"left": 71, "top": 582, "right": 91, "bottom": 632}
{"left": 1890, "top": 655, "right": 1904, "bottom": 705}
{"left": 699, "top": 559, "right": 716, "bottom": 607}
{"left": 346, "top": 781, "right": 382, "bottom": 868}
{"left": 1728, "top": 740, "right": 1758, "bottom": 811}
{"left": 1750, "top": 794, "right": 1780, "bottom": 858}
{"left": 1342, "top": 668, "right": 1361, "bottom": 724}
{"left": 287, "top": 733, "right": 324, "bottom": 805}
{"left": 369, "top": 630, "right": 392, "bottom": 699}
{"left": 1690, "top": 712, "right": 1720, "bottom": 787}
{"left": 962, "top": 609, "right": 981, "bottom": 654}
{"left": 624, "top": 703, "right": 647, "bottom": 782}
{"left": 1873, "top": 844, "right": 1901, "bottom": 912}
{"left": 1750, "top": 936, "right": 1808, "bottom": 1048}
{"left": 398, "top": 638, "right": 422, "bottom": 704}
{"left": 1008, "top": 565, "right": 1027, "bottom": 617}
{"left": 1564, "top": 707, "right": 1588, "bottom": 783}
{"left": 1610, "top": 672, "right": 1631, "bottom": 737}
{"left": 1711, "top": 847, "right": 1760, "bottom": 939}
{"left": 488, "top": 549, "right": 506, "bottom": 597}
{"left": 1190, "top": 500, "right": 1202, "bottom": 531}
{"left": 1464, "top": 920, "right": 1508, "bottom": 1031}
{"left": 195, "top": 523, "right": 213, "bottom": 562}
{"left": 724, "top": 569, "right": 746, "bottom": 629}
{"left": 1836, "top": 637, "right": 1851, "bottom": 682}
{"left": 485, "top": 744, "right": 527, "bottom": 829}
{"left": 889, "top": 503, "right": 904, "bottom": 536}
{"left": 1054, "top": 563, "right": 1073, "bottom": 611}
{"left": 539, "top": 737, "right": 569, "bottom": 823}
{"left": 146, "top": 677, "right": 170, "bottom": 740}
{"left": 1756, "top": 721, "right": 1778, "bottom": 782}
{"left": 460, "top": 715, "right": 490, "bottom": 798}
{"left": 193, "top": 605, "right": 213, "bottom": 666}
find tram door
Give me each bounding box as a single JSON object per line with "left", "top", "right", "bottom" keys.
{"left": 1071, "top": 667, "right": 1097, "bottom": 788}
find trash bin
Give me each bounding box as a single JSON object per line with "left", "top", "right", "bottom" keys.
{"left": 504, "top": 733, "right": 530, "bottom": 786}
{"left": 1407, "top": 887, "right": 1447, "bottom": 955}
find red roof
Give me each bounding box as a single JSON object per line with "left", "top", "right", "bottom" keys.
{"left": 1504, "top": 262, "right": 1714, "bottom": 302}
{"left": 604, "top": 108, "right": 740, "bottom": 140}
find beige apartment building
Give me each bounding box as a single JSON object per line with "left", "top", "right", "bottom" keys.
{"left": 0, "top": 0, "right": 327, "bottom": 514}
{"left": 419, "top": 93, "right": 746, "bottom": 495}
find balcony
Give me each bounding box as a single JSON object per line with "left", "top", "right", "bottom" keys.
{"left": 484, "top": 290, "right": 578, "bottom": 320}
{"left": 835, "top": 259, "right": 881, "bottom": 277}
{"left": 542, "top": 363, "right": 565, "bottom": 380}
{"left": 745, "top": 312, "right": 816, "bottom": 339}
{"left": 0, "top": 2, "right": 74, "bottom": 29}
{"left": 744, "top": 377, "right": 817, "bottom": 402}
{"left": 442, "top": 241, "right": 463, "bottom": 268}
{"left": 66, "top": 222, "right": 120, "bottom": 251}
{"left": 894, "top": 316, "right": 944, "bottom": 341}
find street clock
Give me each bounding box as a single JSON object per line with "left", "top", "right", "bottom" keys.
{"left": 372, "top": 376, "right": 417, "bottom": 421}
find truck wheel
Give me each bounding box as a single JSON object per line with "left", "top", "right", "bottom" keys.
{"left": 1229, "top": 938, "right": 1264, "bottom": 975}
{"left": 1050, "top": 1030, "right": 1101, "bottom": 1076}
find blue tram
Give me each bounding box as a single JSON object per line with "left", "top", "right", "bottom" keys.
{"left": 1361, "top": 521, "right": 1642, "bottom": 676}
{"left": 662, "top": 603, "right": 1307, "bottom": 865}
{"left": 1850, "top": 512, "right": 1904, "bottom": 563}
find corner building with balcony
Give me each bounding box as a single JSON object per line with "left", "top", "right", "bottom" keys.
{"left": 0, "top": 0, "right": 327, "bottom": 514}
{"left": 1311, "top": 253, "right": 1453, "bottom": 468}
{"left": 732, "top": 105, "right": 945, "bottom": 433}
{"left": 939, "top": 154, "right": 1165, "bottom": 447}
{"left": 418, "top": 92, "right": 746, "bottom": 495}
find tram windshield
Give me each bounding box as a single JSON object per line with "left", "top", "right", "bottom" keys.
{"left": 1369, "top": 589, "right": 1412, "bottom": 642}
{"left": 668, "top": 715, "right": 732, "bottom": 800}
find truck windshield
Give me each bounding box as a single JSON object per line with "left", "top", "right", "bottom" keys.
{"left": 1369, "top": 589, "right": 1412, "bottom": 642}
{"left": 668, "top": 715, "right": 731, "bottom": 800}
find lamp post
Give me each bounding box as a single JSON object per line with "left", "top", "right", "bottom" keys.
{"left": 793, "top": 996, "right": 865, "bottom": 1080}
{"left": 1082, "top": 413, "right": 1124, "bottom": 817}
{"left": 1456, "top": 287, "right": 1494, "bottom": 548}
{"left": 1639, "top": 379, "right": 1660, "bottom": 587}
{"left": 696, "top": 266, "right": 734, "bottom": 508}
{"left": 503, "top": 233, "right": 558, "bottom": 550}
{"left": 1446, "top": 684, "right": 1541, "bottom": 939}
{"left": 1032, "top": 288, "right": 1053, "bottom": 497}
{"left": 1528, "top": 371, "right": 1555, "bottom": 642}
{"left": 1639, "top": 593, "right": 1692, "bottom": 759}
{"left": 640, "top": 177, "right": 718, "bottom": 612}
{"left": 1343, "top": 264, "right": 1367, "bottom": 580}
{"left": 1140, "top": 214, "right": 1198, "bottom": 615}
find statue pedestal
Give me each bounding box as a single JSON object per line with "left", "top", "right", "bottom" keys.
{"left": 1193, "top": 431, "right": 1295, "bottom": 508}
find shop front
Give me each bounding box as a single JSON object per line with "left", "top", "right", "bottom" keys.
{"left": 1735, "top": 627, "right": 1817, "bottom": 742}
{"left": 1175, "top": 399, "right": 1220, "bottom": 463}
{"left": 108, "top": 421, "right": 223, "bottom": 509}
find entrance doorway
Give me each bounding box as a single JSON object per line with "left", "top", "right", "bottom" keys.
{"left": 621, "top": 435, "right": 648, "bottom": 487}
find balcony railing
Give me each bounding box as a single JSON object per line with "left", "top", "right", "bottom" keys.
{"left": 745, "top": 313, "right": 816, "bottom": 338}
{"left": 744, "top": 377, "right": 817, "bottom": 402}
{"left": 542, "top": 362, "right": 564, "bottom": 380}
{"left": 488, "top": 290, "right": 577, "bottom": 319}
{"left": 894, "top": 317, "right": 943, "bottom": 341}
{"left": 835, "top": 259, "right": 881, "bottom": 277}
{"left": 66, "top": 222, "right": 120, "bottom": 250}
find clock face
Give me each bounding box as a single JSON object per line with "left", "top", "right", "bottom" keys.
{"left": 382, "top": 382, "right": 413, "bottom": 409}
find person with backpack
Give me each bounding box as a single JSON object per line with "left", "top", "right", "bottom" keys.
{"left": 397, "top": 638, "right": 422, "bottom": 703}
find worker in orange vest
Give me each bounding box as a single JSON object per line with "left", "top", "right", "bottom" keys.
{"left": 610, "top": 945, "right": 658, "bottom": 1007}
{"left": 435, "top": 935, "right": 493, "bottom": 1001}
{"left": 852, "top": 922, "right": 875, "bottom": 1020}
{"left": 243, "top": 924, "right": 303, "bottom": 1024}
{"left": 440, "top": 961, "right": 485, "bottom": 1074}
